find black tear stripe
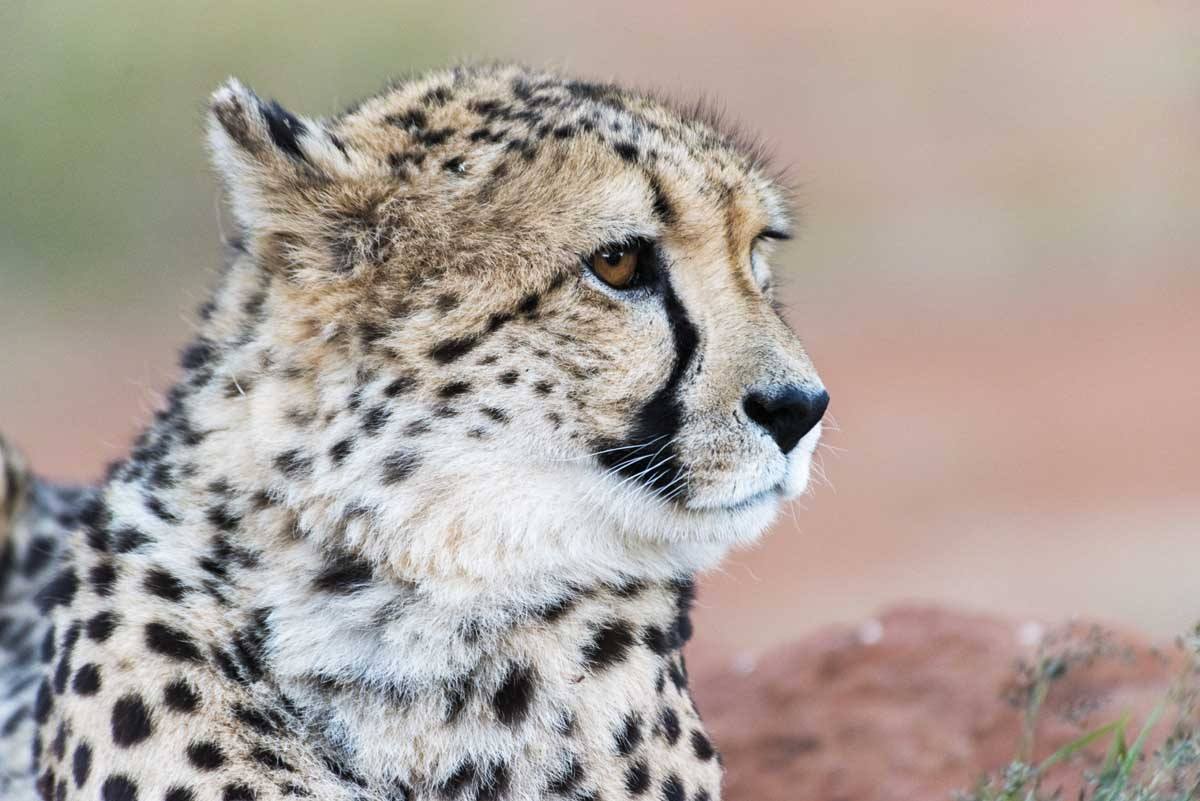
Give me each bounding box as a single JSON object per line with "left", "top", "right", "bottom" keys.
{"left": 596, "top": 273, "right": 699, "bottom": 499}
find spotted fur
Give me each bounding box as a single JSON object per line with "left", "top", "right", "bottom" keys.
{"left": 1, "top": 64, "right": 826, "bottom": 800}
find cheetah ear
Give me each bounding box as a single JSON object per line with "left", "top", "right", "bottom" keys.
{"left": 207, "top": 78, "right": 350, "bottom": 233}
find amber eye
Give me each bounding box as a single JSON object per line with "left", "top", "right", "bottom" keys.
{"left": 588, "top": 244, "right": 642, "bottom": 289}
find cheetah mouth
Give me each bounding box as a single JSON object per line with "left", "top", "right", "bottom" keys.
{"left": 688, "top": 483, "right": 784, "bottom": 514}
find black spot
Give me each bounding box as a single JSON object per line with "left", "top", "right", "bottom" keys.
{"left": 230, "top": 611, "right": 270, "bottom": 682}
{"left": 613, "top": 141, "right": 639, "bottom": 162}
{"left": 180, "top": 339, "right": 213, "bottom": 370}
{"left": 35, "top": 768, "right": 54, "bottom": 801}
{"left": 668, "top": 658, "right": 687, "bottom": 691}
{"left": 1, "top": 706, "right": 28, "bottom": 737}
{"left": 643, "top": 625, "right": 670, "bottom": 655}
{"left": 649, "top": 175, "right": 676, "bottom": 225}
{"left": 442, "top": 155, "right": 467, "bottom": 173}
{"left": 422, "top": 85, "right": 454, "bottom": 106}
{"left": 662, "top": 776, "right": 685, "bottom": 801}
{"left": 477, "top": 761, "right": 510, "bottom": 801}
{"left": 358, "top": 320, "right": 386, "bottom": 347}
{"left": 164, "top": 788, "right": 196, "bottom": 801}
{"left": 671, "top": 578, "right": 696, "bottom": 646}
{"left": 210, "top": 645, "right": 243, "bottom": 683}
{"left": 386, "top": 108, "right": 427, "bottom": 130}
{"left": 206, "top": 505, "right": 241, "bottom": 533}
{"left": 233, "top": 703, "right": 278, "bottom": 734}
{"left": 436, "top": 761, "right": 476, "bottom": 797}
{"left": 273, "top": 449, "right": 313, "bottom": 478}
{"left": 110, "top": 694, "right": 154, "bottom": 747}
{"left": 533, "top": 380, "right": 554, "bottom": 395}
{"left": 144, "top": 622, "right": 203, "bottom": 662}
{"left": 485, "top": 310, "right": 515, "bottom": 333}
{"left": 429, "top": 336, "right": 480, "bottom": 364}
{"left": 388, "top": 150, "right": 426, "bottom": 171}
{"left": 222, "top": 784, "right": 257, "bottom": 801}
{"left": 144, "top": 495, "right": 179, "bottom": 524}
{"left": 86, "top": 610, "right": 118, "bottom": 642}
{"left": 34, "top": 568, "right": 78, "bottom": 614}
{"left": 517, "top": 292, "right": 540, "bottom": 315}
{"left": 382, "top": 450, "right": 421, "bottom": 484}
{"left": 250, "top": 746, "right": 295, "bottom": 772}
{"left": 72, "top": 741, "right": 92, "bottom": 788}
{"left": 548, "top": 757, "right": 582, "bottom": 795}
{"left": 416, "top": 127, "right": 455, "bottom": 147}
{"left": 328, "top": 437, "right": 354, "bottom": 465}
{"left": 112, "top": 527, "right": 150, "bottom": 553}
{"left": 498, "top": 370, "right": 520, "bottom": 385}
{"left": 52, "top": 648, "right": 72, "bottom": 694}
{"left": 143, "top": 568, "right": 189, "bottom": 602}
{"left": 40, "top": 624, "right": 56, "bottom": 664}
{"left": 101, "top": 775, "right": 139, "bottom": 801}
{"left": 583, "top": 620, "right": 636, "bottom": 671}
{"left": 319, "top": 751, "right": 368, "bottom": 787}
{"left": 691, "top": 730, "right": 716, "bottom": 761}
{"left": 50, "top": 720, "right": 68, "bottom": 759}
{"left": 402, "top": 420, "right": 431, "bottom": 437}
{"left": 88, "top": 561, "right": 117, "bottom": 596}
{"left": 626, "top": 761, "right": 651, "bottom": 795}
{"left": 480, "top": 407, "right": 510, "bottom": 424}
{"left": 163, "top": 678, "right": 200, "bottom": 713}
{"left": 73, "top": 663, "right": 102, "bottom": 695}
{"left": 262, "top": 99, "right": 308, "bottom": 161}
{"left": 384, "top": 374, "right": 418, "bottom": 396}
{"left": 438, "top": 381, "right": 472, "bottom": 399}
{"left": 187, "top": 740, "right": 227, "bottom": 770}
{"left": 660, "top": 706, "right": 681, "bottom": 745}
{"left": 33, "top": 678, "right": 53, "bottom": 723}
{"left": 313, "top": 553, "right": 373, "bottom": 593}
{"left": 361, "top": 404, "right": 390, "bottom": 435}
{"left": 492, "top": 665, "right": 535, "bottom": 726}
{"left": 23, "top": 536, "right": 58, "bottom": 577}
{"left": 615, "top": 713, "right": 644, "bottom": 756}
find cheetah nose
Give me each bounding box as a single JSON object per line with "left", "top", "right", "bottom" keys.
{"left": 742, "top": 385, "right": 829, "bottom": 455}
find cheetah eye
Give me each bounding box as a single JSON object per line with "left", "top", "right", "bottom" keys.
{"left": 585, "top": 241, "right": 648, "bottom": 290}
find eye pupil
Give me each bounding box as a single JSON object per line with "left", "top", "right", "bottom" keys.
{"left": 602, "top": 251, "right": 624, "bottom": 266}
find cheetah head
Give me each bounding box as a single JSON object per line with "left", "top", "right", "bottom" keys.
{"left": 204, "top": 66, "right": 826, "bottom": 586}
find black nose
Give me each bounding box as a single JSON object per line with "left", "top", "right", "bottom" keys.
{"left": 742, "top": 385, "right": 830, "bottom": 454}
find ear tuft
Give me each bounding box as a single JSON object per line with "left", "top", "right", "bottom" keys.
{"left": 208, "top": 78, "right": 319, "bottom": 168}
{"left": 207, "top": 78, "right": 325, "bottom": 235}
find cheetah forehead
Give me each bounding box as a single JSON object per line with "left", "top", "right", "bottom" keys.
{"left": 207, "top": 63, "right": 790, "bottom": 269}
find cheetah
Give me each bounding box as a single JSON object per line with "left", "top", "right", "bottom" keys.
{"left": 0, "top": 64, "right": 828, "bottom": 801}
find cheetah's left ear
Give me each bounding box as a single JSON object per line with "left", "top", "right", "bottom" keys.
{"left": 207, "top": 78, "right": 352, "bottom": 233}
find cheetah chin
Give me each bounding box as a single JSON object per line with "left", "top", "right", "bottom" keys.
{"left": 1, "top": 64, "right": 828, "bottom": 801}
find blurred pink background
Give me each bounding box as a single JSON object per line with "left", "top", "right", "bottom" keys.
{"left": 2, "top": 1, "right": 1198, "bottom": 666}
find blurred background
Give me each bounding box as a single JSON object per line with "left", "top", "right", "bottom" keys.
{"left": 2, "top": 1, "right": 1198, "bottom": 666}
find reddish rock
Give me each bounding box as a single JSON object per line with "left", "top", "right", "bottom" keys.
{"left": 693, "top": 606, "right": 1182, "bottom": 801}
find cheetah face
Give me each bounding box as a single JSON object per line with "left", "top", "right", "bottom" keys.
{"left": 206, "top": 67, "right": 826, "bottom": 580}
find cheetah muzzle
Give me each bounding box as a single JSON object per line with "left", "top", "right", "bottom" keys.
{"left": 1, "top": 63, "right": 827, "bottom": 801}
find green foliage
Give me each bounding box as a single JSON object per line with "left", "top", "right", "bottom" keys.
{"left": 957, "top": 625, "right": 1200, "bottom": 801}
{"left": 0, "top": 1, "right": 496, "bottom": 306}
